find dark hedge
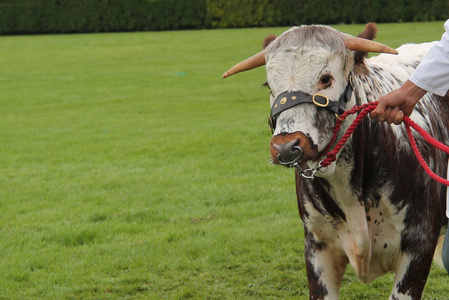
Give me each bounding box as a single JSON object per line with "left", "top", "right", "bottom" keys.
{"left": 207, "top": 0, "right": 448, "bottom": 28}
{"left": 0, "top": 0, "right": 209, "bottom": 34}
{"left": 0, "top": 0, "right": 447, "bottom": 35}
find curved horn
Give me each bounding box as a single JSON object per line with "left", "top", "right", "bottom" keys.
{"left": 222, "top": 50, "right": 266, "bottom": 79}
{"left": 343, "top": 33, "right": 398, "bottom": 55}
{"left": 222, "top": 33, "right": 397, "bottom": 79}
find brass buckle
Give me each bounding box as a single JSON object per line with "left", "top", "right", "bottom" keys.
{"left": 312, "top": 94, "right": 329, "bottom": 107}
{"left": 335, "top": 113, "right": 344, "bottom": 121}
{"left": 348, "top": 74, "right": 354, "bottom": 90}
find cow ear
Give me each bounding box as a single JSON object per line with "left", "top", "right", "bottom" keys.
{"left": 263, "top": 34, "right": 277, "bottom": 49}
{"left": 354, "top": 22, "right": 377, "bottom": 73}
{"left": 357, "top": 22, "right": 377, "bottom": 40}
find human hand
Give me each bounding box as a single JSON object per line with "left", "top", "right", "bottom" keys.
{"left": 370, "top": 80, "right": 426, "bottom": 124}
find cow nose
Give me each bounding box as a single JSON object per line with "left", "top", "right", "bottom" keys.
{"left": 273, "top": 139, "right": 303, "bottom": 165}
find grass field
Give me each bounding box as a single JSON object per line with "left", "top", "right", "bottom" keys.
{"left": 1, "top": 22, "right": 449, "bottom": 299}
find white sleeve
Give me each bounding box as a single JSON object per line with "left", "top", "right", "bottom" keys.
{"left": 409, "top": 20, "right": 449, "bottom": 97}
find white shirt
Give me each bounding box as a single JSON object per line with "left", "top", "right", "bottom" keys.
{"left": 408, "top": 21, "right": 449, "bottom": 217}
{"left": 409, "top": 20, "right": 449, "bottom": 97}
{"left": 411, "top": 20, "right": 449, "bottom": 218}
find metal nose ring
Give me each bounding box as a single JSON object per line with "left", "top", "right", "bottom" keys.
{"left": 277, "top": 146, "right": 304, "bottom": 166}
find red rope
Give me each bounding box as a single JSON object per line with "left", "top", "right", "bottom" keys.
{"left": 404, "top": 116, "right": 449, "bottom": 185}
{"left": 320, "top": 102, "right": 378, "bottom": 167}
{"left": 321, "top": 101, "right": 449, "bottom": 185}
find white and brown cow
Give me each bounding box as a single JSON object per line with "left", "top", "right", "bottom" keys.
{"left": 223, "top": 23, "right": 449, "bottom": 299}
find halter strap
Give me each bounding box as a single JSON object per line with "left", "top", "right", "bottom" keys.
{"left": 268, "top": 75, "right": 354, "bottom": 133}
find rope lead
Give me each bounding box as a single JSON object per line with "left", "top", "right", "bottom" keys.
{"left": 320, "top": 101, "right": 449, "bottom": 186}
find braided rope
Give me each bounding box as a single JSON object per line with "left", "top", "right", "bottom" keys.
{"left": 321, "top": 101, "right": 449, "bottom": 185}
{"left": 320, "top": 102, "right": 378, "bottom": 167}
{"left": 404, "top": 116, "right": 449, "bottom": 185}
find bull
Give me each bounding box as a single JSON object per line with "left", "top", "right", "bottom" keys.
{"left": 223, "top": 23, "right": 449, "bottom": 299}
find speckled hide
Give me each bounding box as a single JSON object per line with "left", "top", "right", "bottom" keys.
{"left": 265, "top": 24, "right": 449, "bottom": 299}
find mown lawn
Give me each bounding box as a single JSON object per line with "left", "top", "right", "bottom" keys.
{"left": 0, "top": 22, "right": 448, "bottom": 299}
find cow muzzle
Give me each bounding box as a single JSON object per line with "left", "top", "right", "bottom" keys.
{"left": 270, "top": 132, "right": 318, "bottom": 168}
{"left": 273, "top": 139, "right": 303, "bottom": 166}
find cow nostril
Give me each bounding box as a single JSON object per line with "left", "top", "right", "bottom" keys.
{"left": 273, "top": 139, "right": 298, "bottom": 152}
{"left": 273, "top": 139, "right": 303, "bottom": 165}
{"left": 277, "top": 146, "right": 303, "bottom": 166}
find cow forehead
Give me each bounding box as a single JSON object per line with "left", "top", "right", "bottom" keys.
{"left": 264, "top": 25, "right": 351, "bottom": 96}
{"left": 266, "top": 25, "right": 346, "bottom": 54}
{"left": 267, "top": 50, "right": 347, "bottom": 93}
{"left": 267, "top": 47, "right": 338, "bottom": 72}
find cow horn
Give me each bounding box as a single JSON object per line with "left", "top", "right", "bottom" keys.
{"left": 343, "top": 34, "right": 398, "bottom": 55}
{"left": 222, "top": 50, "right": 266, "bottom": 79}
{"left": 222, "top": 33, "right": 397, "bottom": 79}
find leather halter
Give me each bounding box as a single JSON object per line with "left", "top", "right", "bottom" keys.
{"left": 268, "top": 75, "right": 354, "bottom": 133}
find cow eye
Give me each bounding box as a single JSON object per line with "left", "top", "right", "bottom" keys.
{"left": 320, "top": 75, "right": 333, "bottom": 85}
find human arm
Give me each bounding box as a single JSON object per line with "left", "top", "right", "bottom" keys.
{"left": 370, "top": 20, "right": 449, "bottom": 124}
{"left": 370, "top": 80, "right": 427, "bottom": 124}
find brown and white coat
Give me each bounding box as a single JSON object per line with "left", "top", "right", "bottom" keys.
{"left": 224, "top": 23, "right": 449, "bottom": 299}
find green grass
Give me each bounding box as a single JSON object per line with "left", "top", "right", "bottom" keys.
{"left": 0, "top": 21, "right": 448, "bottom": 299}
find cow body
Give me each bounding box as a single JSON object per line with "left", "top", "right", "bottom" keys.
{"left": 225, "top": 24, "right": 449, "bottom": 299}
{"left": 266, "top": 27, "right": 449, "bottom": 299}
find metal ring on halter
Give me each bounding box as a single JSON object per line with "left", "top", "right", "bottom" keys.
{"left": 301, "top": 168, "right": 318, "bottom": 179}
{"left": 300, "top": 160, "right": 329, "bottom": 179}
{"left": 317, "top": 160, "right": 329, "bottom": 173}
{"left": 335, "top": 113, "right": 344, "bottom": 122}
{"left": 277, "top": 146, "right": 304, "bottom": 167}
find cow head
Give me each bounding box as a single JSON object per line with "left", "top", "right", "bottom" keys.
{"left": 223, "top": 23, "right": 397, "bottom": 175}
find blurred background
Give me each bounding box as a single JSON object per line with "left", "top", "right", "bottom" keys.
{"left": 1, "top": 1, "right": 448, "bottom": 299}
{"left": 0, "top": 0, "right": 447, "bottom": 35}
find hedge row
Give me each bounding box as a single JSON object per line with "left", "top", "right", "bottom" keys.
{"left": 207, "top": 0, "right": 449, "bottom": 28}
{"left": 0, "top": 0, "right": 209, "bottom": 34}
{"left": 0, "top": 0, "right": 447, "bottom": 35}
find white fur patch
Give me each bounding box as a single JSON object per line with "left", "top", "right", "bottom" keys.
{"left": 303, "top": 177, "right": 408, "bottom": 284}
{"left": 389, "top": 253, "right": 414, "bottom": 299}
{"left": 267, "top": 48, "right": 351, "bottom": 154}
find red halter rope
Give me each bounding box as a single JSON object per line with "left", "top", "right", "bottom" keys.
{"left": 320, "top": 101, "right": 449, "bottom": 186}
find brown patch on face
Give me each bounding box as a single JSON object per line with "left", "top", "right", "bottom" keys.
{"left": 270, "top": 131, "right": 318, "bottom": 165}
{"left": 263, "top": 34, "right": 277, "bottom": 49}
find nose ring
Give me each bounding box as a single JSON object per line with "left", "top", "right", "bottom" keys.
{"left": 277, "top": 146, "right": 304, "bottom": 166}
